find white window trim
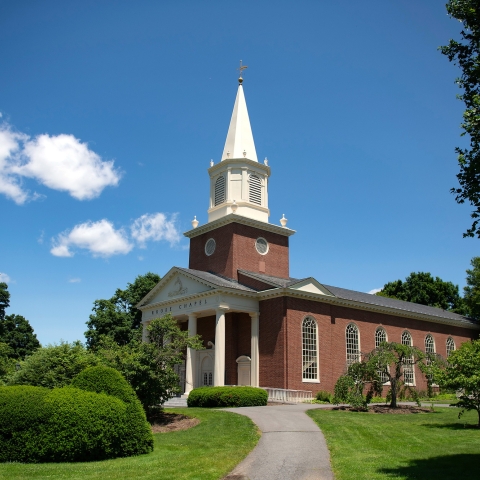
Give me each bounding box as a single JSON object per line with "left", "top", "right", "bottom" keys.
{"left": 301, "top": 316, "right": 320, "bottom": 383}
{"left": 375, "top": 327, "right": 390, "bottom": 385}
{"left": 345, "top": 322, "right": 361, "bottom": 366}
{"left": 401, "top": 330, "right": 415, "bottom": 386}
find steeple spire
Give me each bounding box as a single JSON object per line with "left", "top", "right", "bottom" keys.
{"left": 221, "top": 79, "right": 258, "bottom": 162}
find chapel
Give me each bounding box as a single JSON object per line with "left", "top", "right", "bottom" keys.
{"left": 137, "top": 76, "right": 479, "bottom": 398}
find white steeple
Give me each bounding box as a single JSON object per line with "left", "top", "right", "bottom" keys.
{"left": 207, "top": 76, "right": 270, "bottom": 224}
{"left": 221, "top": 79, "right": 258, "bottom": 162}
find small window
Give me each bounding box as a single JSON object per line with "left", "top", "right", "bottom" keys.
{"left": 446, "top": 337, "right": 455, "bottom": 357}
{"left": 255, "top": 237, "right": 269, "bottom": 255}
{"left": 214, "top": 176, "right": 226, "bottom": 206}
{"left": 425, "top": 334, "right": 435, "bottom": 355}
{"left": 205, "top": 238, "right": 216, "bottom": 256}
{"left": 302, "top": 317, "right": 318, "bottom": 381}
{"left": 249, "top": 174, "right": 262, "bottom": 205}
{"left": 401, "top": 331, "right": 415, "bottom": 385}
{"left": 346, "top": 323, "right": 360, "bottom": 366}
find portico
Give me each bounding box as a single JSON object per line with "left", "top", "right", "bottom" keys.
{"left": 137, "top": 267, "right": 260, "bottom": 394}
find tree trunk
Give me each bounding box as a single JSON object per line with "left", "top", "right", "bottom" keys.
{"left": 477, "top": 408, "right": 480, "bottom": 428}
{"left": 390, "top": 379, "right": 397, "bottom": 408}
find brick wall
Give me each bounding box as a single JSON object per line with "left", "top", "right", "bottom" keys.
{"left": 189, "top": 222, "right": 289, "bottom": 280}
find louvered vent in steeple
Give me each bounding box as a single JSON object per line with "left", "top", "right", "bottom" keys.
{"left": 214, "top": 176, "right": 226, "bottom": 206}
{"left": 249, "top": 174, "right": 261, "bottom": 205}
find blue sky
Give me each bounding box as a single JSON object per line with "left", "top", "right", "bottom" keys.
{"left": 0, "top": 1, "right": 477, "bottom": 345}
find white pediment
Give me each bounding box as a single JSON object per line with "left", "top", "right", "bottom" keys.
{"left": 288, "top": 278, "right": 333, "bottom": 296}
{"left": 146, "top": 273, "right": 213, "bottom": 306}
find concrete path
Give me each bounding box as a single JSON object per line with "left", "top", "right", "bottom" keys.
{"left": 224, "top": 403, "right": 334, "bottom": 480}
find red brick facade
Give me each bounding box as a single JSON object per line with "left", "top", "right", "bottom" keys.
{"left": 189, "top": 222, "right": 290, "bottom": 280}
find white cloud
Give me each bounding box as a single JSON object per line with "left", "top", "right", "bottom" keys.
{"left": 68, "top": 278, "right": 81, "bottom": 283}
{"left": 0, "top": 121, "right": 121, "bottom": 203}
{"left": 131, "top": 213, "right": 180, "bottom": 247}
{"left": 37, "top": 230, "right": 45, "bottom": 244}
{"left": 0, "top": 273, "right": 11, "bottom": 283}
{"left": 51, "top": 219, "right": 133, "bottom": 258}
{"left": 368, "top": 288, "right": 382, "bottom": 295}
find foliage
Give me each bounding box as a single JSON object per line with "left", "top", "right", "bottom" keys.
{"left": 8, "top": 341, "right": 99, "bottom": 388}
{"left": 376, "top": 272, "right": 467, "bottom": 314}
{"left": 187, "top": 386, "right": 268, "bottom": 408}
{"left": 435, "top": 339, "right": 480, "bottom": 427}
{"left": 315, "top": 390, "right": 332, "bottom": 403}
{"left": 442, "top": 1, "right": 480, "bottom": 237}
{"left": 72, "top": 366, "right": 154, "bottom": 455}
{"left": 85, "top": 272, "right": 161, "bottom": 349}
{"left": 463, "top": 256, "right": 480, "bottom": 319}
{"left": 0, "top": 283, "right": 40, "bottom": 359}
{"left": 0, "top": 385, "right": 129, "bottom": 463}
{"left": 0, "top": 408, "right": 259, "bottom": 480}
{"left": 308, "top": 407, "right": 480, "bottom": 480}
{"left": 95, "top": 314, "right": 202, "bottom": 411}
{"left": 0, "top": 342, "right": 15, "bottom": 383}
{"left": 368, "top": 341, "right": 426, "bottom": 408}
{"left": 333, "top": 360, "right": 383, "bottom": 410}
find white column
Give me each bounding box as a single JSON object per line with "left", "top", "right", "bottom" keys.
{"left": 250, "top": 312, "right": 259, "bottom": 387}
{"left": 214, "top": 307, "right": 227, "bottom": 386}
{"left": 184, "top": 314, "right": 197, "bottom": 395}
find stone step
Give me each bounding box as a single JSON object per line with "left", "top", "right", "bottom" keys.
{"left": 164, "top": 397, "right": 188, "bottom": 407}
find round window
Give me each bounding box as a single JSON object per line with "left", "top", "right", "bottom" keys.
{"left": 205, "top": 238, "right": 216, "bottom": 256}
{"left": 255, "top": 237, "right": 269, "bottom": 255}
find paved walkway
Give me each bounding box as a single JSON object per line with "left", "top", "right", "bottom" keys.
{"left": 224, "top": 403, "right": 334, "bottom": 480}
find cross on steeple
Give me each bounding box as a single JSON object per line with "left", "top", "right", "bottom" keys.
{"left": 237, "top": 60, "right": 248, "bottom": 83}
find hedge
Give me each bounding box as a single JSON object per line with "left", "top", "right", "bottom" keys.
{"left": 0, "top": 385, "right": 127, "bottom": 463}
{"left": 187, "top": 386, "right": 268, "bottom": 408}
{"left": 71, "top": 366, "right": 153, "bottom": 456}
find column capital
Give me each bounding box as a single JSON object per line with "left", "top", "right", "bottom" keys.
{"left": 215, "top": 306, "right": 229, "bottom": 314}
{"left": 249, "top": 311, "right": 260, "bottom": 319}
{"left": 188, "top": 313, "right": 198, "bottom": 319}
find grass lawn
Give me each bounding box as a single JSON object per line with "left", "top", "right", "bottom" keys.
{"left": 0, "top": 408, "right": 259, "bottom": 480}
{"left": 308, "top": 407, "right": 480, "bottom": 480}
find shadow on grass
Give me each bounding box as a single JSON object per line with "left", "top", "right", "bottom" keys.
{"left": 379, "top": 454, "right": 479, "bottom": 479}
{"left": 420, "top": 422, "right": 480, "bottom": 430}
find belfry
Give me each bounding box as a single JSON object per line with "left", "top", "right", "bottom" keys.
{"left": 138, "top": 73, "right": 478, "bottom": 400}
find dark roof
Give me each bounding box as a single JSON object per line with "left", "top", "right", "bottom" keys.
{"left": 323, "top": 284, "right": 477, "bottom": 326}
{"left": 238, "top": 270, "right": 477, "bottom": 327}
{"left": 177, "top": 268, "right": 257, "bottom": 292}
{"left": 237, "top": 269, "right": 304, "bottom": 288}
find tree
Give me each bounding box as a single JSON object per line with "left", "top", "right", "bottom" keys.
{"left": 8, "top": 341, "right": 99, "bottom": 388}
{"left": 436, "top": 339, "right": 480, "bottom": 427}
{"left": 463, "top": 256, "right": 480, "bottom": 319}
{"left": 0, "top": 342, "right": 15, "bottom": 384}
{"left": 376, "top": 272, "right": 467, "bottom": 314}
{"left": 95, "top": 314, "right": 202, "bottom": 412}
{"left": 0, "top": 283, "right": 40, "bottom": 359}
{"left": 85, "top": 272, "right": 160, "bottom": 349}
{"left": 333, "top": 360, "right": 383, "bottom": 410}
{"left": 441, "top": 1, "right": 480, "bottom": 237}
{"left": 367, "top": 342, "right": 426, "bottom": 408}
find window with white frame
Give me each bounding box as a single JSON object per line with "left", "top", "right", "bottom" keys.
{"left": 425, "top": 334, "right": 435, "bottom": 355}
{"left": 375, "top": 327, "right": 389, "bottom": 383}
{"left": 346, "top": 323, "right": 360, "bottom": 366}
{"left": 249, "top": 174, "right": 262, "bottom": 205}
{"left": 214, "top": 176, "right": 226, "bottom": 206}
{"left": 302, "top": 317, "right": 319, "bottom": 381}
{"left": 401, "top": 330, "right": 415, "bottom": 385}
{"left": 446, "top": 337, "right": 455, "bottom": 357}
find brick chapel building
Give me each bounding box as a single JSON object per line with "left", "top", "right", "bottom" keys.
{"left": 137, "top": 77, "right": 479, "bottom": 397}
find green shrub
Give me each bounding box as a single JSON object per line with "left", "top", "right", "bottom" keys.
{"left": 72, "top": 366, "right": 153, "bottom": 456}
{"left": 8, "top": 341, "right": 99, "bottom": 388}
{"left": 187, "top": 386, "right": 268, "bottom": 408}
{"left": 0, "top": 385, "right": 127, "bottom": 463}
{"left": 315, "top": 390, "right": 332, "bottom": 403}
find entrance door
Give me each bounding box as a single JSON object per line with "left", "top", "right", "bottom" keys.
{"left": 197, "top": 350, "right": 215, "bottom": 386}
{"left": 236, "top": 356, "right": 251, "bottom": 386}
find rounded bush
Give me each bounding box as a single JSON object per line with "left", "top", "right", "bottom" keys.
{"left": 187, "top": 386, "right": 268, "bottom": 408}
{"left": 0, "top": 385, "right": 127, "bottom": 463}
{"left": 71, "top": 366, "right": 153, "bottom": 456}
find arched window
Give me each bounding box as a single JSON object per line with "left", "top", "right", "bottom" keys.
{"left": 425, "top": 334, "right": 435, "bottom": 355}
{"left": 214, "top": 176, "right": 225, "bottom": 206}
{"left": 375, "top": 327, "right": 388, "bottom": 383}
{"left": 346, "top": 323, "right": 360, "bottom": 366}
{"left": 302, "top": 317, "right": 318, "bottom": 381}
{"left": 249, "top": 174, "right": 262, "bottom": 205}
{"left": 375, "top": 327, "right": 387, "bottom": 348}
{"left": 446, "top": 337, "right": 455, "bottom": 357}
{"left": 401, "top": 331, "right": 414, "bottom": 385}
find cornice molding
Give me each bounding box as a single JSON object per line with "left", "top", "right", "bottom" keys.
{"left": 183, "top": 214, "right": 296, "bottom": 238}
{"left": 208, "top": 158, "right": 270, "bottom": 176}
